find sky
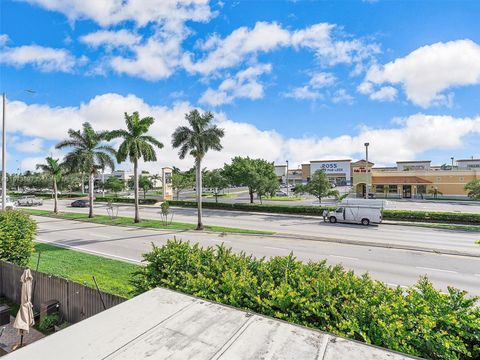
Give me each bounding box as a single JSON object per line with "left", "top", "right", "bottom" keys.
{"left": 1, "top": 0, "right": 480, "bottom": 173}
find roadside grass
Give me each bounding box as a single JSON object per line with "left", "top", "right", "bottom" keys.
{"left": 23, "top": 208, "right": 274, "bottom": 235}
{"left": 29, "top": 243, "right": 139, "bottom": 298}
{"left": 265, "top": 196, "right": 304, "bottom": 201}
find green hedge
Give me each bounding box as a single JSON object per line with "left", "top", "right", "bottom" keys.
{"left": 168, "top": 200, "right": 334, "bottom": 215}
{"left": 168, "top": 200, "right": 480, "bottom": 224}
{"left": 94, "top": 197, "right": 158, "bottom": 205}
{"left": 132, "top": 240, "right": 480, "bottom": 359}
{"left": 382, "top": 210, "right": 480, "bottom": 224}
{"left": 0, "top": 210, "right": 37, "bottom": 266}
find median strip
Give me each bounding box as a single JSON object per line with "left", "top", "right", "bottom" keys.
{"left": 22, "top": 208, "right": 275, "bottom": 235}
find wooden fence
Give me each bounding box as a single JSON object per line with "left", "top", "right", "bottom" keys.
{"left": 0, "top": 261, "right": 126, "bottom": 324}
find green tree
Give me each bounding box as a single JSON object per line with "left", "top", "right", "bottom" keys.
{"left": 56, "top": 122, "right": 116, "bottom": 218}
{"left": 106, "top": 112, "right": 164, "bottom": 223}
{"left": 223, "top": 157, "right": 278, "bottom": 203}
{"left": 204, "top": 169, "right": 229, "bottom": 203}
{"left": 294, "top": 170, "right": 339, "bottom": 203}
{"left": 36, "top": 157, "right": 62, "bottom": 213}
{"left": 465, "top": 179, "right": 480, "bottom": 200}
{"left": 171, "top": 171, "right": 194, "bottom": 200}
{"left": 172, "top": 110, "right": 225, "bottom": 230}
{"left": 428, "top": 187, "right": 443, "bottom": 199}
{"left": 104, "top": 176, "right": 124, "bottom": 197}
{"left": 139, "top": 175, "right": 153, "bottom": 199}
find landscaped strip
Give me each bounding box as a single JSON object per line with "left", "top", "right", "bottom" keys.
{"left": 23, "top": 208, "right": 275, "bottom": 235}
{"left": 30, "top": 243, "right": 139, "bottom": 298}
{"left": 168, "top": 200, "right": 480, "bottom": 225}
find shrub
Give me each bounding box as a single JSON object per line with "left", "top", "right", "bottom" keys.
{"left": 132, "top": 240, "right": 480, "bottom": 360}
{"left": 37, "top": 313, "right": 59, "bottom": 333}
{"left": 168, "top": 200, "right": 480, "bottom": 224}
{"left": 0, "top": 210, "right": 36, "bottom": 266}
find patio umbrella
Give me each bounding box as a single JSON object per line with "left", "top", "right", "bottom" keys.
{"left": 13, "top": 269, "right": 34, "bottom": 347}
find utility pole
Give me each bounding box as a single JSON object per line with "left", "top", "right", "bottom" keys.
{"left": 364, "top": 142, "right": 370, "bottom": 199}
{"left": 2, "top": 93, "right": 6, "bottom": 211}
{"left": 285, "top": 160, "right": 289, "bottom": 196}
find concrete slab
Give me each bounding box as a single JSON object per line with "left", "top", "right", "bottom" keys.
{"left": 6, "top": 288, "right": 418, "bottom": 360}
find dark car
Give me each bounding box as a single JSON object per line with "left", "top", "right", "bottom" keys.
{"left": 71, "top": 199, "right": 89, "bottom": 207}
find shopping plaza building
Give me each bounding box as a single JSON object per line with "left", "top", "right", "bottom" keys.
{"left": 276, "top": 158, "right": 480, "bottom": 199}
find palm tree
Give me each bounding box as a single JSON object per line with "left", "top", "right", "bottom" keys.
{"left": 56, "top": 122, "right": 116, "bottom": 218}
{"left": 172, "top": 109, "right": 224, "bottom": 230}
{"left": 106, "top": 112, "right": 163, "bottom": 223}
{"left": 36, "top": 157, "right": 62, "bottom": 214}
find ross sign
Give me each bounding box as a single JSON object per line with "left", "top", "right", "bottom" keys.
{"left": 310, "top": 161, "right": 351, "bottom": 179}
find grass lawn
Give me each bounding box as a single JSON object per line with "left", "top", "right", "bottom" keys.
{"left": 393, "top": 221, "right": 480, "bottom": 232}
{"left": 23, "top": 208, "right": 274, "bottom": 235}
{"left": 29, "top": 243, "right": 139, "bottom": 298}
{"left": 265, "top": 196, "right": 304, "bottom": 201}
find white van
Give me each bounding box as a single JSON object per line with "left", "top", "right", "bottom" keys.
{"left": 326, "top": 205, "right": 382, "bottom": 226}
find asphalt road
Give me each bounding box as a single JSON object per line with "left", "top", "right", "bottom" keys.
{"left": 29, "top": 199, "right": 480, "bottom": 257}
{"left": 34, "top": 216, "right": 480, "bottom": 296}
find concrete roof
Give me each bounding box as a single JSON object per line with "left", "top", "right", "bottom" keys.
{"left": 7, "top": 288, "right": 417, "bottom": 360}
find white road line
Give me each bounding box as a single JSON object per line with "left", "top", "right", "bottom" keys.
{"left": 36, "top": 239, "right": 141, "bottom": 264}
{"left": 329, "top": 255, "right": 359, "bottom": 261}
{"left": 263, "top": 246, "right": 287, "bottom": 251}
{"left": 474, "top": 274, "right": 480, "bottom": 277}
{"left": 88, "top": 233, "right": 111, "bottom": 238}
{"left": 415, "top": 266, "right": 458, "bottom": 274}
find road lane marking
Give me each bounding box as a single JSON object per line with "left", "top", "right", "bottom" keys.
{"left": 475, "top": 274, "right": 480, "bottom": 277}
{"left": 329, "top": 255, "right": 359, "bottom": 261}
{"left": 88, "top": 233, "right": 111, "bottom": 238}
{"left": 263, "top": 246, "right": 287, "bottom": 251}
{"left": 415, "top": 266, "right": 457, "bottom": 274}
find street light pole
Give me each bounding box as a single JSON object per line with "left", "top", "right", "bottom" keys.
{"left": 364, "top": 142, "right": 370, "bottom": 199}
{"left": 2, "top": 93, "right": 6, "bottom": 211}
{"left": 285, "top": 160, "right": 289, "bottom": 196}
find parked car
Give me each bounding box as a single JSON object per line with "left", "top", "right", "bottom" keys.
{"left": 16, "top": 195, "right": 43, "bottom": 207}
{"left": 275, "top": 191, "right": 288, "bottom": 197}
{"left": 71, "top": 199, "right": 89, "bottom": 207}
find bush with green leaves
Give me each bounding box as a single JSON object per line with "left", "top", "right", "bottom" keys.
{"left": 168, "top": 200, "right": 480, "bottom": 224}
{"left": 0, "top": 210, "right": 36, "bottom": 266}
{"left": 132, "top": 240, "right": 480, "bottom": 359}
{"left": 37, "top": 313, "right": 60, "bottom": 333}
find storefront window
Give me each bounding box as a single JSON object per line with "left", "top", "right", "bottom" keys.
{"left": 375, "top": 185, "right": 384, "bottom": 193}
{"left": 388, "top": 185, "right": 398, "bottom": 193}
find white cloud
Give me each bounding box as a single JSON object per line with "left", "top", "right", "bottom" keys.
{"left": 362, "top": 39, "right": 480, "bottom": 107}
{"left": 369, "top": 86, "right": 397, "bottom": 102}
{"left": 21, "top": 0, "right": 215, "bottom": 27}
{"left": 80, "top": 29, "right": 141, "bottom": 48}
{"left": 0, "top": 34, "right": 9, "bottom": 46}
{"left": 184, "top": 22, "right": 290, "bottom": 75}
{"left": 309, "top": 72, "right": 336, "bottom": 88}
{"left": 283, "top": 86, "right": 322, "bottom": 101}
{"left": 291, "top": 23, "right": 380, "bottom": 66}
{"left": 9, "top": 93, "right": 480, "bottom": 171}
{"left": 199, "top": 64, "right": 272, "bottom": 106}
{"left": 0, "top": 45, "right": 77, "bottom": 72}
{"left": 331, "top": 89, "right": 354, "bottom": 104}
{"left": 13, "top": 138, "right": 44, "bottom": 153}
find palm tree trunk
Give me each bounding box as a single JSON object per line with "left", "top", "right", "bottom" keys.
{"left": 134, "top": 159, "right": 140, "bottom": 223}
{"left": 88, "top": 171, "right": 94, "bottom": 218}
{"left": 196, "top": 158, "right": 203, "bottom": 230}
{"left": 81, "top": 172, "right": 85, "bottom": 194}
{"left": 53, "top": 177, "right": 58, "bottom": 214}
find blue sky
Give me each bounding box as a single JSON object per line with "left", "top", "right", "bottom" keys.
{"left": 1, "top": 0, "right": 480, "bottom": 172}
